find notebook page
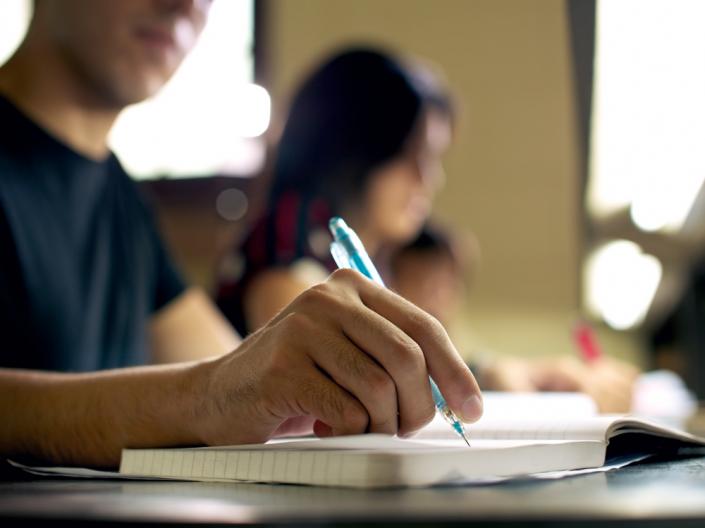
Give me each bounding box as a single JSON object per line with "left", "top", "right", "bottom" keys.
{"left": 414, "top": 414, "right": 619, "bottom": 442}
{"left": 479, "top": 391, "right": 598, "bottom": 419}
{"left": 422, "top": 414, "right": 705, "bottom": 444}
{"left": 409, "top": 391, "right": 605, "bottom": 441}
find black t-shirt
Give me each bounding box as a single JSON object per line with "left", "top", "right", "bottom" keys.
{"left": 0, "top": 95, "right": 185, "bottom": 371}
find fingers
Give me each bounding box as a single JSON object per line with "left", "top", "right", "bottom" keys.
{"left": 332, "top": 270, "right": 482, "bottom": 424}
{"left": 532, "top": 356, "right": 636, "bottom": 413}
{"left": 282, "top": 272, "right": 430, "bottom": 434}
{"left": 258, "top": 268, "right": 482, "bottom": 442}
{"left": 292, "top": 361, "right": 370, "bottom": 437}
{"left": 588, "top": 358, "right": 637, "bottom": 413}
{"left": 326, "top": 304, "right": 436, "bottom": 435}
{"left": 307, "top": 328, "right": 400, "bottom": 435}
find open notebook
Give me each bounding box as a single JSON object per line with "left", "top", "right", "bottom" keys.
{"left": 117, "top": 413, "right": 705, "bottom": 489}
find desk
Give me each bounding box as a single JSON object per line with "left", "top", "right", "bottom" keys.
{"left": 1, "top": 455, "right": 705, "bottom": 527}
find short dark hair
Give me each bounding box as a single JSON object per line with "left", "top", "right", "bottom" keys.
{"left": 391, "top": 223, "right": 458, "bottom": 269}
{"left": 267, "top": 46, "right": 455, "bottom": 213}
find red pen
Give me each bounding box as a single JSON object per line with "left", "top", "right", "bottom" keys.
{"left": 573, "top": 321, "right": 603, "bottom": 363}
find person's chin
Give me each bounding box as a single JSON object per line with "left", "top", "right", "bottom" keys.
{"left": 409, "top": 211, "right": 428, "bottom": 231}
{"left": 395, "top": 219, "right": 425, "bottom": 243}
{"left": 404, "top": 203, "right": 430, "bottom": 232}
{"left": 114, "top": 70, "right": 169, "bottom": 105}
{"left": 141, "top": 72, "right": 171, "bottom": 98}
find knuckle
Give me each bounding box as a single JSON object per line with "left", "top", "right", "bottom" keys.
{"left": 308, "top": 281, "right": 332, "bottom": 296}
{"left": 278, "top": 311, "right": 315, "bottom": 336}
{"left": 296, "top": 283, "right": 328, "bottom": 306}
{"left": 367, "top": 370, "right": 396, "bottom": 402}
{"left": 426, "top": 313, "right": 449, "bottom": 340}
{"left": 390, "top": 334, "right": 425, "bottom": 368}
{"left": 407, "top": 310, "right": 444, "bottom": 339}
{"left": 330, "top": 268, "right": 356, "bottom": 281}
{"left": 329, "top": 267, "right": 360, "bottom": 284}
{"left": 297, "top": 283, "right": 345, "bottom": 313}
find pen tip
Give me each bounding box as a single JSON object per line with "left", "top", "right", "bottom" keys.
{"left": 452, "top": 420, "right": 471, "bottom": 446}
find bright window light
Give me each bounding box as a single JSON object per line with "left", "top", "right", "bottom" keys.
{"left": 0, "top": 0, "right": 30, "bottom": 66}
{"left": 588, "top": 0, "right": 705, "bottom": 233}
{"left": 584, "top": 240, "right": 663, "bottom": 330}
{"left": 111, "top": 0, "right": 267, "bottom": 179}
{"left": 0, "top": 0, "right": 265, "bottom": 180}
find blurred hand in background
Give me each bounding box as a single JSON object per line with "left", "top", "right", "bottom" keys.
{"left": 479, "top": 355, "right": 640, "bottom": 413}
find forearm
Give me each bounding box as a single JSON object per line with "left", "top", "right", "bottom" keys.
{"left": 245, "top": 269, "right": 314, "bottom": 332}
{"left": 0, "top": 361, "right": 211, "bottom": 468}
{"left": 150, "top": 288, "right": 241, "bottom": 364}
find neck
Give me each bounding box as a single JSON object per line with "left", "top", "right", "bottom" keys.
{"left": 0, "top": 33, "right": 120, "bottom": 160}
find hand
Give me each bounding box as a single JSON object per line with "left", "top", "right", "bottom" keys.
{"left": 532, "top": 356, "right": 639, "bottom": 413}
{"left": 480, "top": 355, "right": 639, "bottom": 413}
{"left": 194, "top": 269, "right": 483, "bottom": 446}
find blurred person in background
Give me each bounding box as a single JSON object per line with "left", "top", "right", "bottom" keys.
{"left": 216, "top": 47, "right": 637, "bottom": 412}
{"left": 389, "top": 223, "right": 471, "bottom": 327}
{"left": 217, "top": 47, "right": 454, "bottom": 335}
{"left": 0, "top": 1, "right": 482, "bottom": 470}
{"left": 390, "top": 223, "right": 639, "bottom": 412}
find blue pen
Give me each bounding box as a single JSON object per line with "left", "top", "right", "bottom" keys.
{"left": 329, "top": 216, "right": 471, "bottom": 446}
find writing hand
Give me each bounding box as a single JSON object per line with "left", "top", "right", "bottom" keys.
{"left": 195, "top": 269, "right": 483, "bottom": 445}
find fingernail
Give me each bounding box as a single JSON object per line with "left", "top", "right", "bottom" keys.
{"left": 461, "top": 395, "right": 483, "bottom": 423}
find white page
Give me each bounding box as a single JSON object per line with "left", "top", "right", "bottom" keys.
{"left": 414, "top": 413, "right": 617, "bottom": 442}
{"left": 479, "top": 391, "right": 597, "bottom": 419}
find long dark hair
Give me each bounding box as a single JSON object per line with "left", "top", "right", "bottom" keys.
{"left": 267, "top": 46, "right": 455, "bottom": 214}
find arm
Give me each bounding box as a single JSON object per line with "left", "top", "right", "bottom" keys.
{"left": 1, "top": 270, "right": 482, "bottom": 467}
{"left": 244, "top": 262, "right": 328, "bottom": 332}
{"left": 149, "top": 287, "right": 241, "bottom": 364}
{"left": 0, "top": 362, "right": 205, "bottom": 468}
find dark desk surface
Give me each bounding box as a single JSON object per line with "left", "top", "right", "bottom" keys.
{"left": 1, "top": 455, "right": 705, "bottom": 527}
